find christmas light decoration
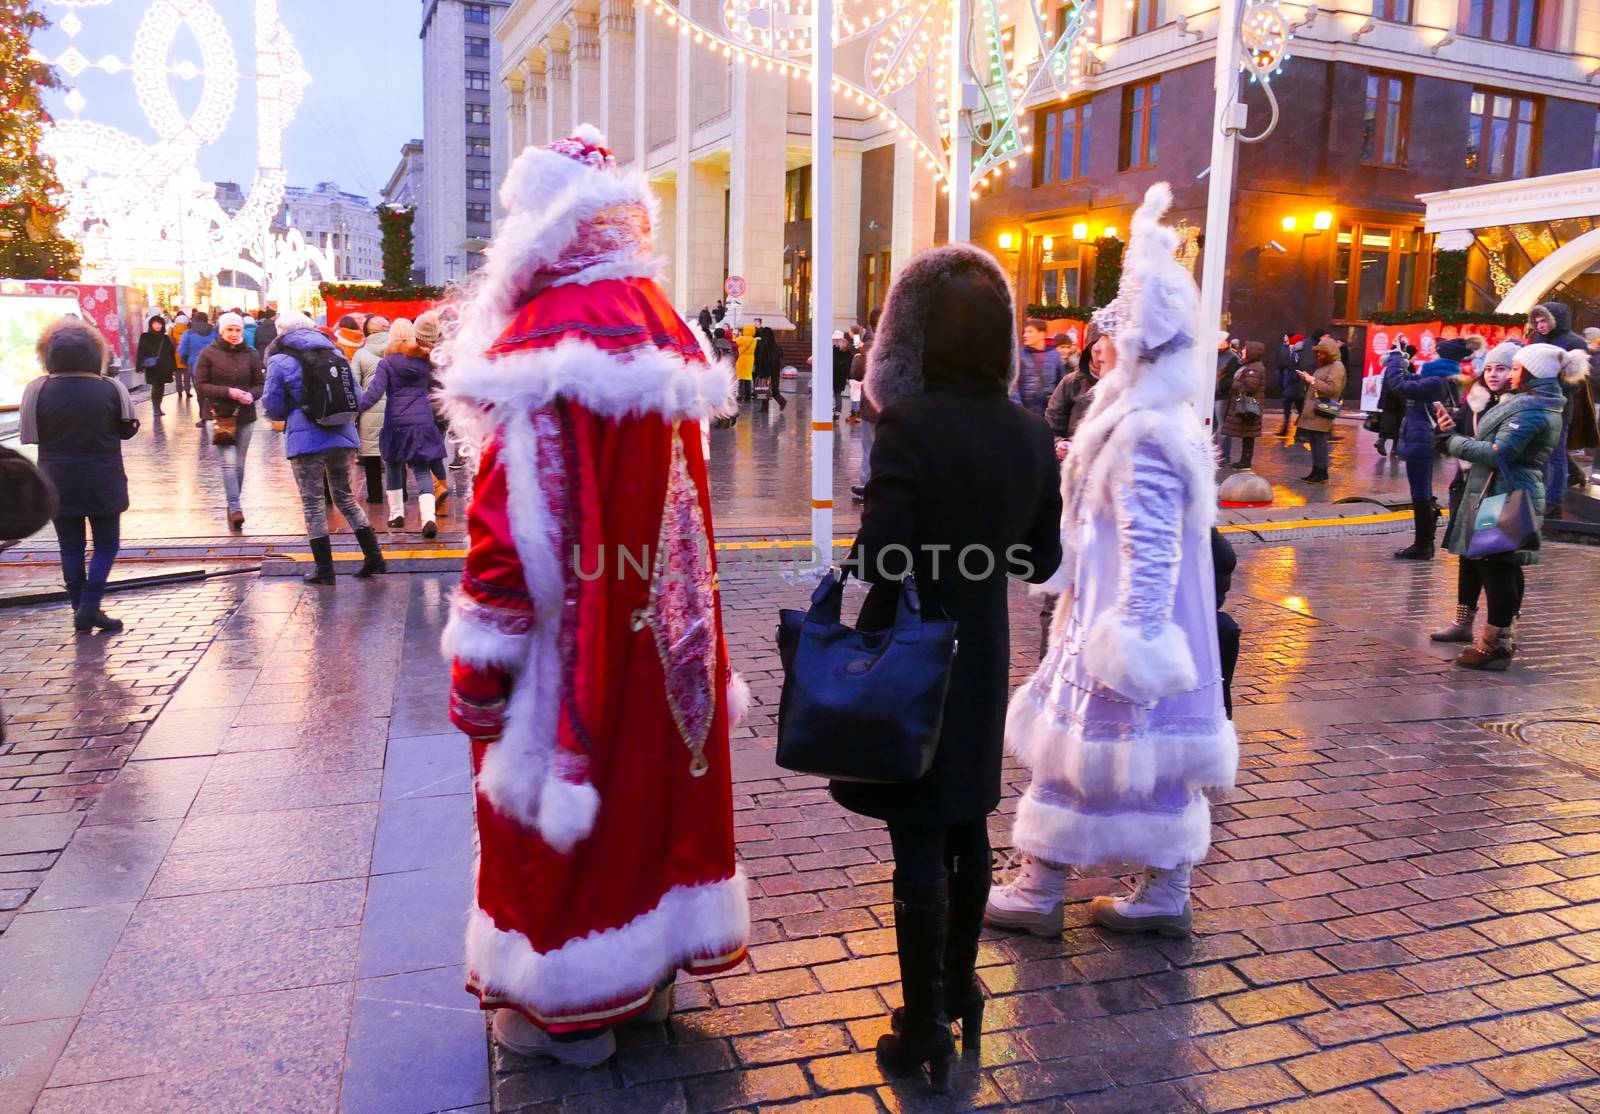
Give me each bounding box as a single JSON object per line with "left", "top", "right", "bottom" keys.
{"left": 652, "top": 0, "right": 1093, "bottom": 190}
{"left": 0, "top": 0, "right": 81, "bottom": 279}
{"left": 36, "top": 0, "right": 314, "bottom": 301}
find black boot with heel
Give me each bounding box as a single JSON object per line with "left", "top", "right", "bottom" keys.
{"left": 889, "top": 851, "right": 989, "bottom": 1059}
{"left": 876, "top": 878, "right": 956, "bottom": 1092}
{"left": 1394, "top": 497, "right": 1437, "bottom": 560}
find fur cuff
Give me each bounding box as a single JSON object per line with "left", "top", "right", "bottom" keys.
{"left": 442, "top": 605, "right": 531, "bottom": 671}
{"left": 1012, "top": 786, "right": 1213, "bottom": 869}
{"left": 1083, "top": 613, "right": 1198, "bottom": 704}
{"left": 726, "top": 670, "right": 751, "bottom": 729}
{"left": 537, "top": 776, "right": 601, "bottom": 853}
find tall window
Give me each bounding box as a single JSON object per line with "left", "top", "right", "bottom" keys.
{"left": 465, "top": 35, "right": 490, "bottom": 58}
{"left": 466, "top": 201, "right": 490, "bottom": 223}
{"left": 1128, "top": 0, "right": 1163, "bottom": 36}
{"left": 465, "top": 69, "right": 490, "bottom": 91}
{"left": 785, "top": 168, "right": 812, "bottom": 222}
{"left": 1467, "top": 91, "right": 1537, "bottom": 180}
{"left": 1038, "top": 238, "right": 1085, "bottom": 306}
{"left": 1373, "top": 0, "right": 1412, "bottom": 20}
{"left": 1119, "top": 79, "right": 1159, "bottom": 170}
{"left": 464, "top": 3, "right": 491, "bottom": 23}
{"left": 1363, "top": 73, "right": 1409, "bottom": 166}
{"left": 1592, "top": 109, "right": 1600, "bottom": 168}
{"left": 467, "top": 136, "right": 491, "bottom": 157}
{"left": 1332, "top": 223, "right": 1424, "bottom": 320}
{"left": 1467, "top": 0, "right": 1538, "bottom": 45}
{"left": 467, "top": 169, "right": 491, "bottom": 190}
{"left": 1037, "top": 100, "right": 1092, "bottom": 184}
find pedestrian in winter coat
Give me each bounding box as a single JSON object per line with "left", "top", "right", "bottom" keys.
{"left": 1279, "top": 333, "right": 1308, "bottom": 436}
{"left": 1374, "top": 348, "right": 1409, "bottom": 455}
{"left": 755, "top": 322, "right": 786, "bottom": 409}
{"left": 193, "top": 313, "right": 266, "bottom": 531}
{"left": 243, "top": 315, "right": 258, "bottom": 350}
{"left": 1045, "top": 324, "right": 1108, "bottom": 450}
{"left": 333, "top": 314, "right": 365, "bottom": 362}
{"left": 261, "top": 312, "right": 386, "bottom": 584}
{"left": 1431, "top": 341, "right": 1515, "bottom": 644}
{"left": 176, "top": 310, "right": 215, "bottom": 410}
{"left": 1213, "top": 332, "right": 1240, "bottom": 440}
{"left": 18, "top": 317, "right": 135, "bottom": 633}
{"left": 1529, "top": 301, "right": 1586, "bottom": 508}
{"left": 1011, "top": 318, "right": 1063, "bottom": 416}
{"left": 254, "top": 307, "right": 279, "bottom": 354}
{"left": 1220, "top": 341, "right": 1267, "bottom": 468}
{"left": 1296, "top": 336, "right": 1346, "bottom": 483}
{"left": 989, "top": 183, "right": 1236, "bottom": 943}
{"left": 134, "top": 315, "right": 177, "bottom": 416}
{"left": 831, "top": 330, "right": 853, "bottom": 416}
{"left": 1436, "top": 342, "right": 1572, "bottom": 671}
{"left": 733, "top": 326, "right": 757, "bottom": 402}
{"left": 849, "top": 343, "right": 874, "bottom": 497}
{"left": 837, "top": 242, "right": 1062, "bottom": 1088}
{"left": 351, "top": 315, "right": 392, "bottom": 504}
{"left": 1384, "top": 335, "right": 1478, "bottom": 560}
{"left": 359, "top": 319, "right": 448, "bottom": 538}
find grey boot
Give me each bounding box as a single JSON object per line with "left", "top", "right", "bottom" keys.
{"left": 1430, "top": 605, "right": 1476, "bottom": 643}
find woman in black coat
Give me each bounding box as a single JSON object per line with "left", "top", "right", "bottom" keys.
{"left": 834, "top": 244, "right": 1062, "bottom": 1090}
{"left": 134, "top": 315, "right": 177, "bottom": 416}
{"left": 18, "top": 318, "right": 137, "bottom": 633}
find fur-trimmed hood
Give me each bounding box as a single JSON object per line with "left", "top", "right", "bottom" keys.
{"left": 864, "top": 242, "right": 1016, "bottom": 413}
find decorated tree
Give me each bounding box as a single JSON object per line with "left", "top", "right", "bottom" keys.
{"left": 0, "top": 0, "right": 79, "bottom": 279}
{"left": 380, "top": 205, "right": 416, "bottom": 287}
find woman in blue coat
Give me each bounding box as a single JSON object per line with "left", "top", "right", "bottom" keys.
{"left": 358, "top": 318, "right": 447, "bottom": 538}
{"left": 1436, "top": 342, "right": 1572, "bottom": 670}
{"left": 1385, "top": 335, "right": 1479, "bottom": 560}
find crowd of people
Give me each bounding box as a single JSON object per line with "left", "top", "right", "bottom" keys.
{"left": 4, "top": 120, "right": 1591, "bottom": 1103}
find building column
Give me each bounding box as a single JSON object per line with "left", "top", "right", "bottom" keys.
{"left": 600, "top": 0, "right": 636, "bottom": 163}
{"left": 832, "top": 147, "right": 862, "bottom": 332}
{"left": 727, "top": 66, "right": 788, "bottom": 325}
{"left": 545, "top": 39, "right": 571, "bottom": 144}
{"left": 892, "top": 76, "right": 937, "bottom": 275}
{"left": 507, "top": 73, "right": 528, "bottom": 157}
{"left": 689, "top": 0, "right": 729, "bottom": 130}
{"left": 684, "top": 160, "right": 726, "bottom": 314}
{"left": 672, "top": 18, "right": 695, "bottom": 304}
{"left": 636, "top": 0, "right": 677, "bottom": 158}
{"left": 567, "top": 11, "right": 601, "bottom": 134}
{"left": 652, "top": 174, "right": 678, "bottom": 299}
{"left": 521, "top": 57, "right": 548, "bottom": 151}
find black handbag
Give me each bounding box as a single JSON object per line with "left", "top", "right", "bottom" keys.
{"left": 1363, "top": 412, "right": 1382, "bottom": 433}
{"left": 775, "top": 570, "right": 957, "bottom": 784}
{"left": 1232, "top": 396, "right": 1262, "bottom": 420}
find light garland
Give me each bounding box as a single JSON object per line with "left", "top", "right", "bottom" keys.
{"left": 38, "top": 0, "right": 311, "bottom": 290}
{"left": 651, "top": 0, "right": 1094, "bottom": 194}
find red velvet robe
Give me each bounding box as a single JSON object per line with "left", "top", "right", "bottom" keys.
{"left": 444, "top": 276, "right": 747, "bottom": 1030}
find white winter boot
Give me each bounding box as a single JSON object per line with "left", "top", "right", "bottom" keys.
{"left": 1090, "top": 865, "right": 1193, "bottom": 938}
{"left": 385, "top": 490, "right": 405, "bottom": 530}
{"left": 418, "top": 493, "right": 438, "bottom": 539}
{"left": 983, "top": 857, "right": 1067, "bottom": 936}
{"left": 491, "top": 1008, "right": 615, "bottom": 1067}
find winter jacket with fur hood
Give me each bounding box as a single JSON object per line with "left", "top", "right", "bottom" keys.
{"left": 352, "top": 331, "right": 389, "bottom": 458}
{"left": 831, "top": 242, "right": 1063, "bottom": 828}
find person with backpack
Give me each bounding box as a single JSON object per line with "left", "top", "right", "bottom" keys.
{"left": 261, "top": 311, "right": 386, "bottom": 583}
{"left": 359, "top": 316, "right": 447, "bottom": 538}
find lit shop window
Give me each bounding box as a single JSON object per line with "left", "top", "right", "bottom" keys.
{"left": 1332, "top": 223, "right": 1424, "bottom": 321}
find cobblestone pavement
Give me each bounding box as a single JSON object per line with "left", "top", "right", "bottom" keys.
{"left": 4, "top": 530, "right": 1600, "bottom": 1112}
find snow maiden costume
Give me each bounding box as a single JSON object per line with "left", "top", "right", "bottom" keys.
{"left": 438, "top": 126, "right": 750, "bottom": 1064}
{"left": 986, "top": 183, "right": 1238, "bottom": 937}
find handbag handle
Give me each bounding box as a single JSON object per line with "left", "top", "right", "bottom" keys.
{"left": 807, "top": 566, "right": 924, "bottom": 635}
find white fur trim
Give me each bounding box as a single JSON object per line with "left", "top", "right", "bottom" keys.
{"left": 441, "top": 602, "right": 530, "bottom": 670}
{"left": 1083, "top": 612, "right": 1198, "bottom": 705}
{"left": 468, "top": 870, "right": 750, "bottom": 1019}
{"left": 1012, "top": 786, "right": 1214, "bottom": 869}
{"left": 1064, "top": 410, "right": 1217, "bottom": 545}
{"left": 442, "top": 339, "right": 736, "bottom": 428}
{"left": 726, "top": 671, "right": 751, "bottom": 729}
{"left": 536, "top": 777, "right": 601, "bottom": 853}
{"left": 1004, "top": 681, "right": 1238, "bottom": 799}
{"left": 472, "top": 411, "right": 568, "bottom": 835}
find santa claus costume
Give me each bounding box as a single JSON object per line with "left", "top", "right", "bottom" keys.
{"left": 985, "top": 183, "right": 1238, "bottom": 938}
{"left": 438, "top": 126, "right": 749, "bottom": 1064}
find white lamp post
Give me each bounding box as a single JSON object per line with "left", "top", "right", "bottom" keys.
{"left": 811, "top": 0, "right": 836, "bottom": 564}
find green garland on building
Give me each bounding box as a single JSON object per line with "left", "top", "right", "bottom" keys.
{"left": 1369, "top": 308, "right": 1525, "bottom": 326}
{"left": 319, "top": 281, "right": 447, "bottom": 301}
{"left": 1428, "top": 249, "right": 1469, "bottom": 313}
{"left": 1091, "top": 236, "right": 1124, "bottom": 308}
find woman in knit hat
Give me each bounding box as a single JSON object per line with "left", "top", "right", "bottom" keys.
{"left": 1436, "top": 341, "right": 1576, "bottom": 670}
{"left": 1384, "top": 334, "right": 1482, "bottom": 560}
{"left": 18, "top": 318, "right": 137, "bottom": 633}
{"left": 193, "top": 312, "right": 266, "bottom": 531}
{"left": 359, "top": 313, "right": 447, "bottom": 537}
{"left": 1431, "top": 340, "right": 1517, "bottom": 643}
